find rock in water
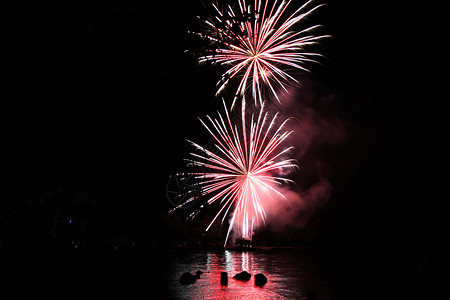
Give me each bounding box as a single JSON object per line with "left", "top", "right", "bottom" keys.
{"left": 221, "top": 272, "right": 228, "bottom": 285}
{"left": 179, "top": 272, "right": 197, "bottom": 285}
{"left": 233, "top": 271, "right": 251, "bottom": 280}
{"left": 254, "top": 273, "right": 267, "bottom": 286}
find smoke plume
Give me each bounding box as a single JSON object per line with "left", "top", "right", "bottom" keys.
{"left": 258, "top": 86, "right": 347, "bottom": 233}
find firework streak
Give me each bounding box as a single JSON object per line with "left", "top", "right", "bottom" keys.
{"left": 170, "top": 100, "right": 298, "bottom": 245}
{"left": 194, "top": 0, "right": 330, "bottom": 108}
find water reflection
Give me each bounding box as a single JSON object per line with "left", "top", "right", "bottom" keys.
{"left": 169, "top": 249, "right": 329, "bottom": 299}
{"left": 167, "top": 248, "right": 422, "bottom": 300}
{"left": 241, "top": 251, "right": 248, "bottom": 271}
{"left": 225, "top": 250, "right": 232, "bottom": 271}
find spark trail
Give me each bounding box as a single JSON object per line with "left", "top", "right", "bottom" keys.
{"left": 194, "top": 0, "right": 330, "bottom": 108}
{"left": 170, "top": 100, "right": 298, "bottom": 245}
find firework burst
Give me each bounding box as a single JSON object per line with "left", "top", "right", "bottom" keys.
{"left": 194, "top": 0, "right": 330, "bottom": 108}
{"left": 170, "top": 100, "right": 298, "bottom": 245}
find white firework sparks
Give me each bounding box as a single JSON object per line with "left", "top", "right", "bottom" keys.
{"left": 194, "top": 0, "right": 330, "bottom": 108}
{"left": 171, "top": 100, "right": 298, "bottom": 245}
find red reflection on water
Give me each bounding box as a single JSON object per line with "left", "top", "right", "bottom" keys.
{"left": 173, "top": 250, "right": 285, "bottom": 299}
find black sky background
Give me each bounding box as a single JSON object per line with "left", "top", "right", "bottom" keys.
{"left": 3, "top": 0, "right": 434, "bottom": 250}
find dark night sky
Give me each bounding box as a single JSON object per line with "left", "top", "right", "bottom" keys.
{"left": 3, "top": 0, "right": 434, "bottom": 249}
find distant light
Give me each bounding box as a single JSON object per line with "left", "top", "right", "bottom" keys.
{"left": 72, "top": 240, "right": 78, "bottom": 249}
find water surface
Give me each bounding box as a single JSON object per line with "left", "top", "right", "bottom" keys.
{"left": 163, "top": 247, "right": 423, "bottom": 300}
{"left": 166, "top": 248, "right": 342, "bottom": 299}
